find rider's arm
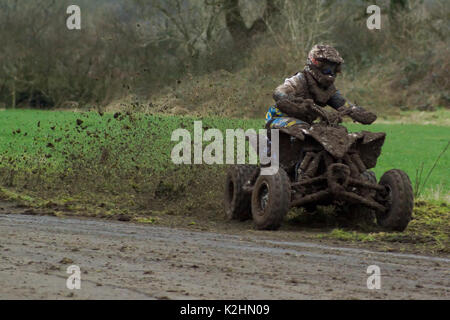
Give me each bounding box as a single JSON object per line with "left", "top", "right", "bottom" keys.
{"left": 273, "top": 73, "right": 303, "bottom": 102}
{"left": 327, "top": 90, "right": 347, "bottom": 111}
{"left": 275, "top": 97, "right": 318, "bottom": 124}
{"left": 327, "top": 90, "right": 359, "bottom": 113}
{"left": 327, "top": 90, "right": 377, "bottom": 124}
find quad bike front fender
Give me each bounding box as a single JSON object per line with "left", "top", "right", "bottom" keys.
{"left": 355, "top": 131, "right": 385, "bottom": 169}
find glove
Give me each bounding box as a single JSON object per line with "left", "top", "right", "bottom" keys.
{"left": 348, "top": 106, "right": 377, "bottom": 125}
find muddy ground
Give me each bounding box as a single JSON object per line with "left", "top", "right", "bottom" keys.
{"left": 0, "top": 204, "right": 448, "bottom": 300}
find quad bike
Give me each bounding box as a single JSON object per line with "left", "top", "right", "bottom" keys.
{"left": 224, "top": 104, "right": 414, "bottom": 231}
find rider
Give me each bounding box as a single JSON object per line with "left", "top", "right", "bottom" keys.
{"left": 266, "top": 44, "right": 375, "bottom": 130}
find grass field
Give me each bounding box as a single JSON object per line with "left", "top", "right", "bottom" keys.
{"left": 1, "top": 109, "right": 448, "bottom": 197}
{"left": 0, "top": 109, "right": 448, "bottom": 254}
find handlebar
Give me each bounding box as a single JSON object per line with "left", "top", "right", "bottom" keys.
{"left": 284, "top": 98, "right": 377, "bottom": 126}
{"left": 315, "top": 104, "right": 377, "bottom": 126}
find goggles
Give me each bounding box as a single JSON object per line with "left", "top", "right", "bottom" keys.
{"left": 311, "top": 58, "right": 341, "bottom": 76}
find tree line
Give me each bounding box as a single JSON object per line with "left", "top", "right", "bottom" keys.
{"left": 0, "top": 0, "right": 446, "bottom": 110}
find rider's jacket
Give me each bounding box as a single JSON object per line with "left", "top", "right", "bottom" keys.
{"left": 266, "top": 71, "right": 348, "bottom": 127}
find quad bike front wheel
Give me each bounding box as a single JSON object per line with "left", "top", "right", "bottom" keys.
{"left": 376, "top": 169, "right": 414, "bottom": 231}
{"left": 251, "top": 168, "right": 291, "bottom": 230}
{"left": 224, "top": 165, "right": 258, "bottom": 221}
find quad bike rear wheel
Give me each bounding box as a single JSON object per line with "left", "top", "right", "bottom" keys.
{"left": 224, "top": 165, "right": 258, "bottom": 221}
{"left": 251, "top": 168, "right": 291, "bottom": 230}
{"left": 376, "top": 169, "right": 414, "bottom": 231}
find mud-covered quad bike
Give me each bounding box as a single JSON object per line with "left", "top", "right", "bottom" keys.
{"left": 224, "top": 105, "right": 414, "bottom": 231}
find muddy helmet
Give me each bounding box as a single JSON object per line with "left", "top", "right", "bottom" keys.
{"left": 306, "top": 44, "right": 344, "bottom": 87}
{"left": 308, "top": 44, "right": 344, "bottom": 66}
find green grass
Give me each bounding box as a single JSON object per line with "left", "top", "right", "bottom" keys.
{"left": 345, "top": 123, "right": 450, "bottom": 199}
{"left": 313, "top": 200, "right": 449, "bottom": 254}
{"left": 1, "top": 109, "right": 447, "bottom": 198}
{"left": 0, "top": 109, "right": 268, "bottom": 214}
{"left": 378, "top": 108, "right": 450, "bottom": 126}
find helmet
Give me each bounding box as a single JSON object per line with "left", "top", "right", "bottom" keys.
{"left": 305, "top": 44, "right": 344, "bottom": 87}
{"left": 308, "top": 44, "right": 344, "bottom": 66}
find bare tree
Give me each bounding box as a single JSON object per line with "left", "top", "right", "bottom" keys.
{"left": 222, "top": 0, "right": 279, "bottom": 43}
{"left": 264, "top": 0, "right": 333, "bottom": 61}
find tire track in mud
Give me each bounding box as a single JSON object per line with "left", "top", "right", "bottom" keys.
{"left": 0, "top": 213, "right": 448, "bottom": 299}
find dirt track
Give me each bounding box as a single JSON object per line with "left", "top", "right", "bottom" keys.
{"left": 0, "top": 212, "right": 448, "bottom": 300}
